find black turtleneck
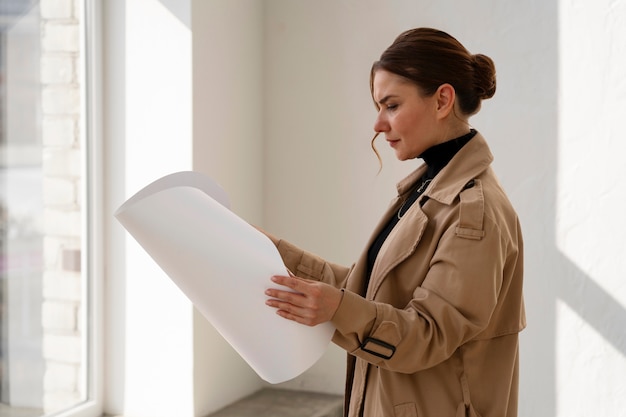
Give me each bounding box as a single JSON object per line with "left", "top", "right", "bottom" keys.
{"left": 365, "top": 129, "right": 477, "bottom": 283}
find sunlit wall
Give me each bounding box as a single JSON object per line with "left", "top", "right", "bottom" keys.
{"left": 556, "top": 0, "right": 626, "bottom": 415}
{"left": 104, "top": 0, "right": 195, "bottom": 416}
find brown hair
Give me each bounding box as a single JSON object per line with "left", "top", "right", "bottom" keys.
{"left": 369, "top": 28, "right": 496, "bottom": 166}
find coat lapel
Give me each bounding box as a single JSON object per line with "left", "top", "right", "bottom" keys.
{"left": 367, "top": 195, "right": 429, "bottom": 299}
{"left": 363, "top": 133, "right": 493, "bottom": 299}
{"left": 353, "top": 132, "right": 494, "bottom": 300}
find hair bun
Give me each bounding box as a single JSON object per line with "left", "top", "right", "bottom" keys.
{"left": 471, "top": 54, "right": 496, "bottom": 100}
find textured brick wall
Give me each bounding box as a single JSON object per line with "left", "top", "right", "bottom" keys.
{"left": 39, "top": 0, "right": 84, "bottom": 412}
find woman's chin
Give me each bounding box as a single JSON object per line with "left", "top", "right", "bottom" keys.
{"left": 394, "top": 151, "right": 412, "bottom": 161}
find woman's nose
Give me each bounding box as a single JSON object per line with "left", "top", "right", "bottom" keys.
{"left": 373, "top": 112, "right": 388, "bottom": 133}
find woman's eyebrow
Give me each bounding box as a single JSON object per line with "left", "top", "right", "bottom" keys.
{"left": 377, "top": 94, "right": 398, "bottom": 105}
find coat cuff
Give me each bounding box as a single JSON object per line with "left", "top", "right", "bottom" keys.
{"left": 332, "top": 289, "right": 376, "bottom": 337}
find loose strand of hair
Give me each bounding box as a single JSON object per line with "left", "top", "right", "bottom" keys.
{"left": 371, "top": 132, "right": 382, "bottom": 174}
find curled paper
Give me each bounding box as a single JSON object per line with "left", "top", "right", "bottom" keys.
{"left": 114, "top": 171, "right": 335, "bottom": 383}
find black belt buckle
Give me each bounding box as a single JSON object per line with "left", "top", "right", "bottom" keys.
{"left": 360, "top": 337, "right": 396, "bottom": 360}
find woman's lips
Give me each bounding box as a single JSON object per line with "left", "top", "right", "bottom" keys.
{"left": 387, "top": 138, "right": 400, "bottom": 147}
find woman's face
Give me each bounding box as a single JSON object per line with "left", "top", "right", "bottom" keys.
{"left": 372, "top": 70, "right": 441, "bottom": 161}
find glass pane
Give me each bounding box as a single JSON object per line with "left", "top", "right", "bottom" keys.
{"left": 0, "top": 0, "right": 88, "bottom": 416}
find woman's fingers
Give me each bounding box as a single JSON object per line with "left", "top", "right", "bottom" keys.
{"left": 266, "top": 299, "right": 314, "bottom": 325}
{"left": 265, "top": 275, "right": 319, "bottom": 325}
{"left": 265, "top": 275, "right": 342, "bottom": 326}
{"left": 265, "top": 276, "right": 309, "bottom": 318}
{"left": 269, "top": 274, "right": 303, "bottom": 291}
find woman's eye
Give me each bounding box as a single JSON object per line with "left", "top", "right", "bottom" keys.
{"left": 386, "top": 104, "right": 398, "bottom": 111}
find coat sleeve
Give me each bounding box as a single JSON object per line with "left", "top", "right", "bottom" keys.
{"left": 264, "top": 231, "right": 353, "bottom": 289}
{"left": 330, "top": 209, "right": 514, "bottom": 373}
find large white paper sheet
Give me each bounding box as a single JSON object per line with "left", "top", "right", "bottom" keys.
{"left": 114, "top": 171, "right": 335, "bottom": 384}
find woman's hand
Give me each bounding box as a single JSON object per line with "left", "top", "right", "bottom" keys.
{"left": 265, "top": 275, "right": 343, "bottom": 327}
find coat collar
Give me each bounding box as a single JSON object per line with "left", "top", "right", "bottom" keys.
{"left": 396, "top": 131, "right": 493, "bottom": 205}
{"left": 364, "top": 132, "right": 494, "bottom": 296}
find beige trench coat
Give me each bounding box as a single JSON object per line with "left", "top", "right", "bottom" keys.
{"left": 270, "top": 132, "right": 526, "bottom": 417}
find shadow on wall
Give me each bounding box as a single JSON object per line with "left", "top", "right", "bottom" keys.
{"left": 157, "top": 0, "right": 190, "bottom": 28}
{"left": 521, "top": 2, "right": 626, "bottom": 415}
{"left": 557, "top": 258, "right": 626, "bottom": 355}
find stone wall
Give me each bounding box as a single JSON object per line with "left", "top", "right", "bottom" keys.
{"left": 39, "top": 0, "right": 84, "bottom": 412}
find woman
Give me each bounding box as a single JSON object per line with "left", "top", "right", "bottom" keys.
{"left": 264, "top": 27, "right": 525, "bottom": 417}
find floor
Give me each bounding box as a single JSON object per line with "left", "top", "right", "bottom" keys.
{"left": 0, "top": 389, "right": 342, "bottom": 417}
{"left": 207, "top": 388, "right": 343, "bottom": 417}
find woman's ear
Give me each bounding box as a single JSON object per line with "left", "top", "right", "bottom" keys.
{"left": 435, "top": 83, "right": 456, "bottom": 118}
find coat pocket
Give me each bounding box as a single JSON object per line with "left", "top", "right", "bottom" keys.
{"left": 394, "top": 402, "right": 418, "bottom": 417}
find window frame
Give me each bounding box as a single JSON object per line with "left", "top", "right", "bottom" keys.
{"left": 55, "top": 0, "right": 104, "bottom": 416}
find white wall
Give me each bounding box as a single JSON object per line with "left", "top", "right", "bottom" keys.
{"left": 103, "top": 0, "right": 626, "bottom": 416}
{"left": 191, "top": 1, "right": 266, "bottom": 415}
{"left": 555, "top": 0, "right": 626, "bottom": 415}
{"left": 104, "top": 0, "right": 196, "bottom": 416}
{"left": 104, "top": 1, "right": 266, "bottom": 416}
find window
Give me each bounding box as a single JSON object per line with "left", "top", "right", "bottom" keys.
{"left": 0, "top": 0, "right": 100, "bottom": 416}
